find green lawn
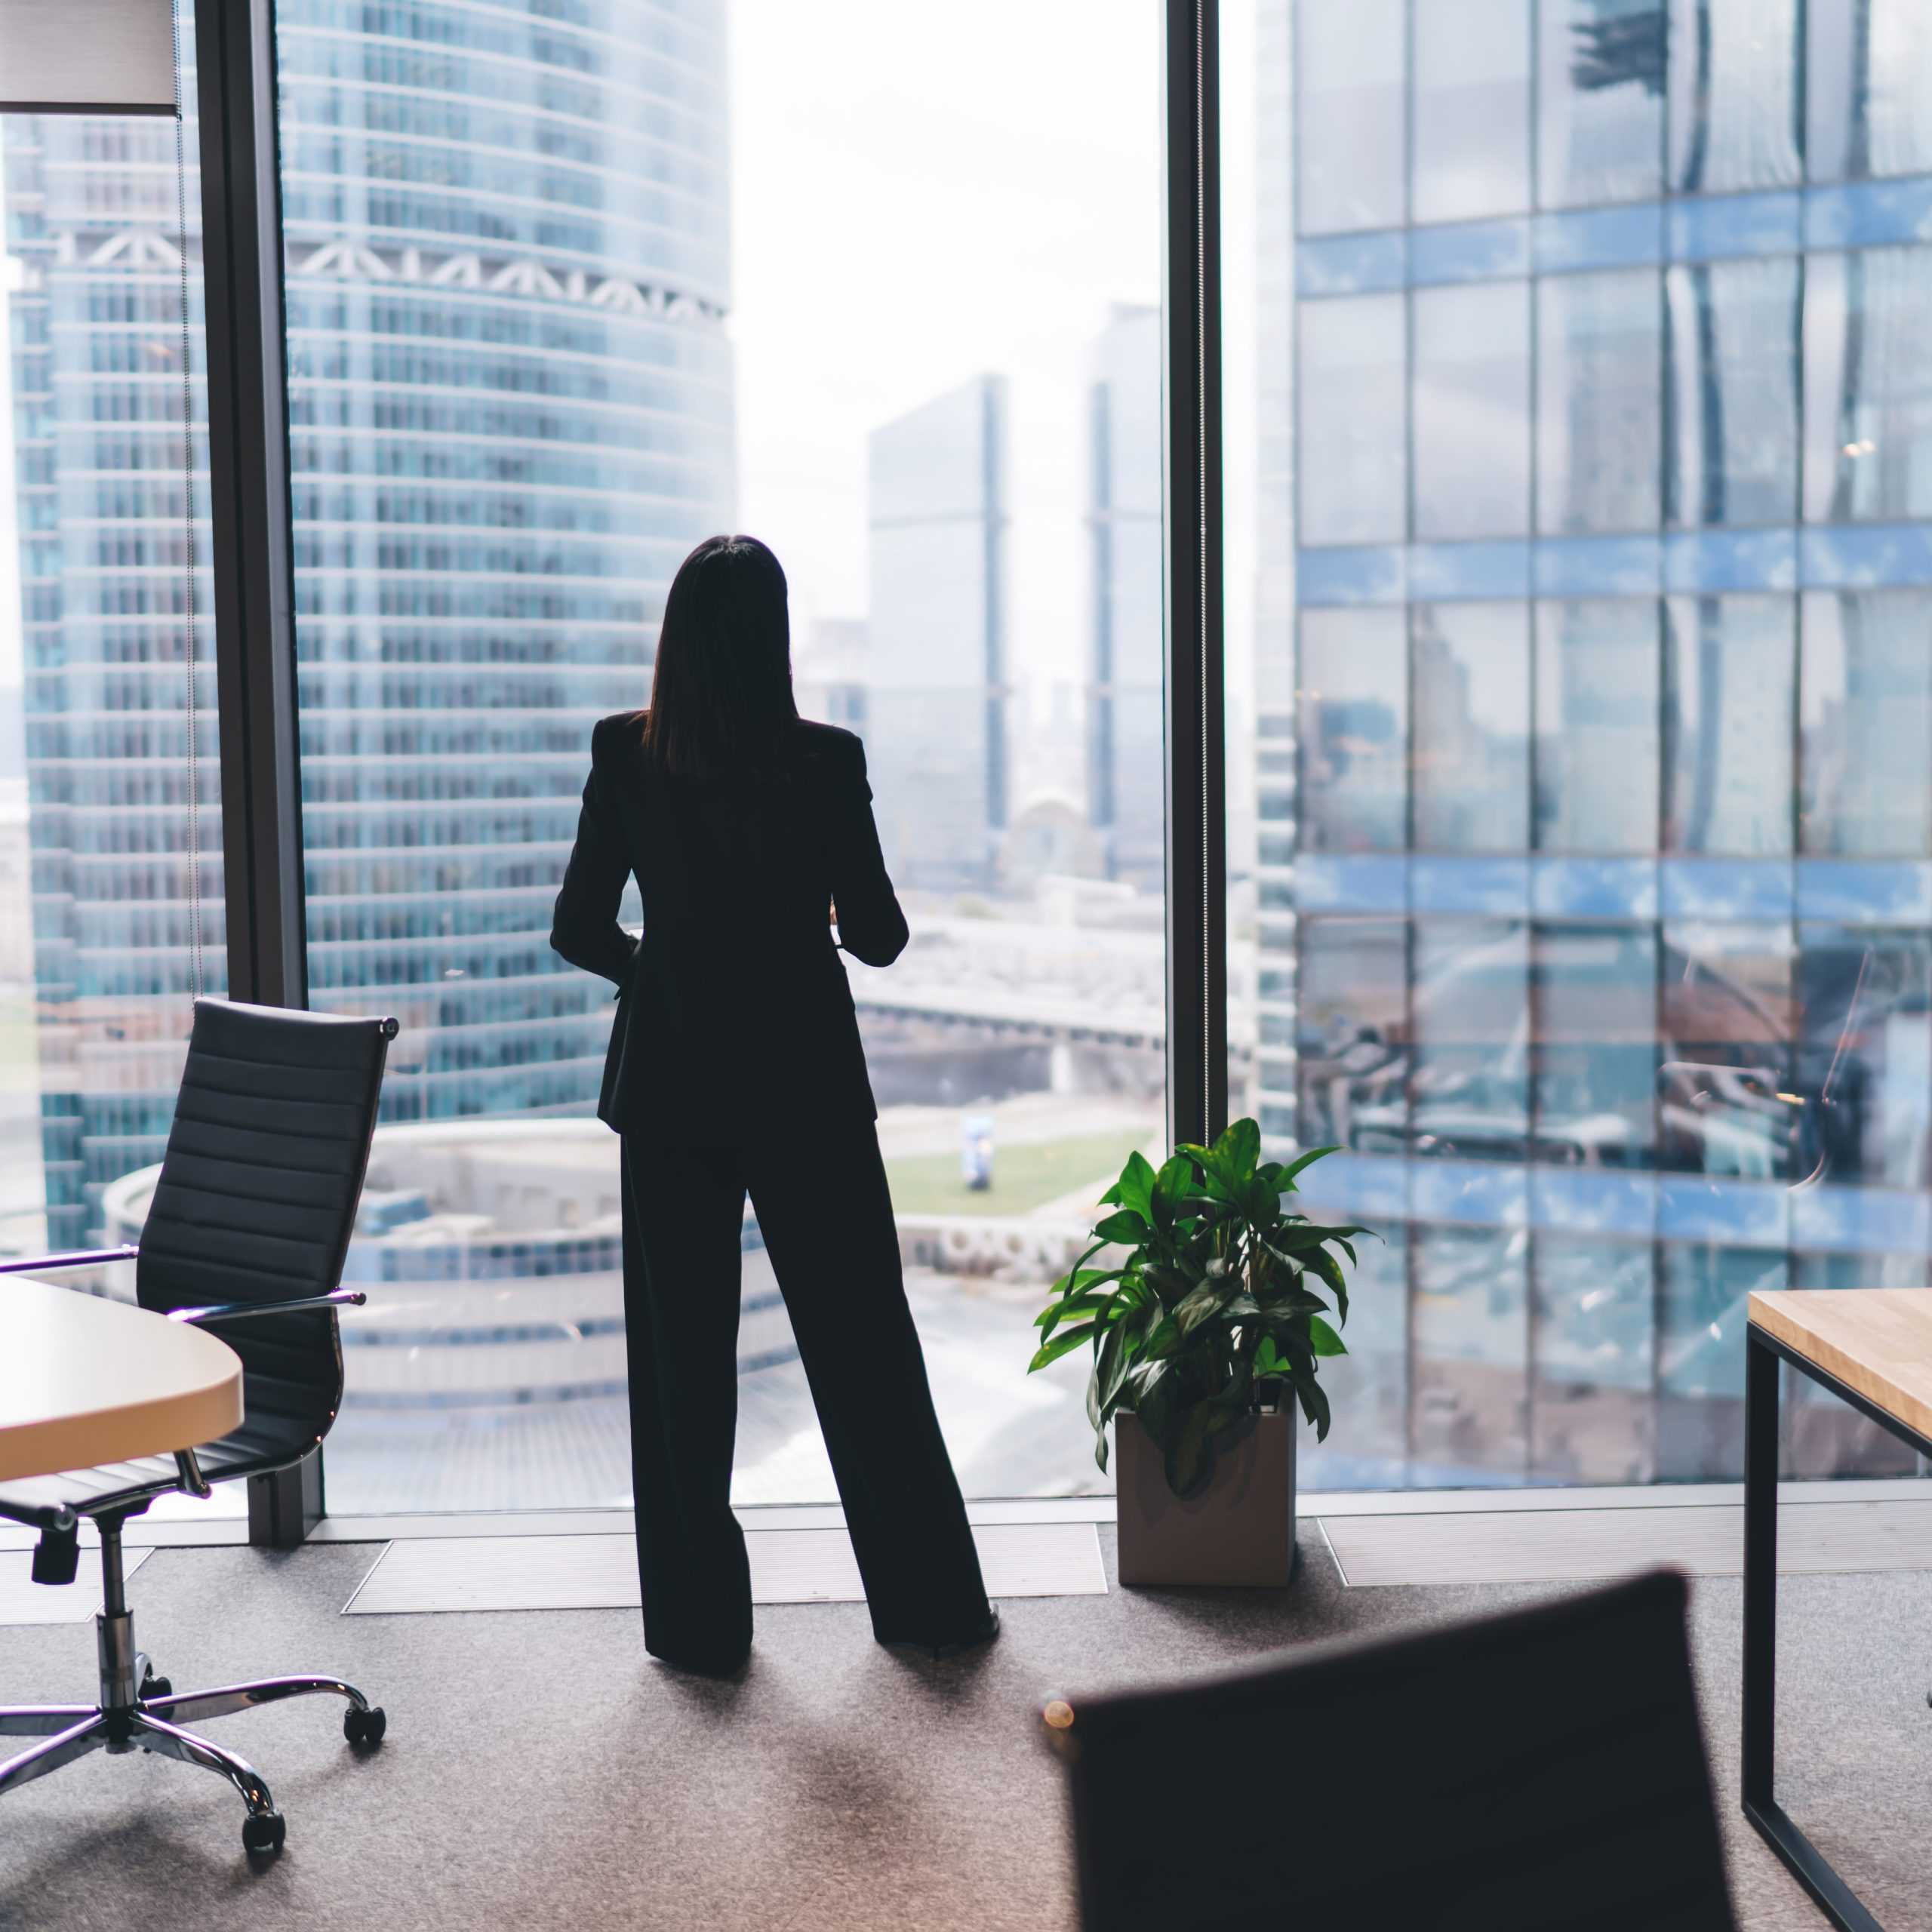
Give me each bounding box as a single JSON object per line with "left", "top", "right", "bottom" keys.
{"left": 885, "top": 1129, "right": 1149, "bottom": 1219}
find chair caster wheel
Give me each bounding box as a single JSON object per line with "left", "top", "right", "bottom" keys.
{"left": 242, "top": 1810, "right": 286, "bottom": 1858}
{"left": 140, "top": 1671, "right": 171, "bottom": 1700}
{"left": 344, "top": 1705, "right": 386, "bottom": 1749}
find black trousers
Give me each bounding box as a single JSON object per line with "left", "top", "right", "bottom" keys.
{"left": 620, "top": 1121, "right": 990, "bottom": 1663}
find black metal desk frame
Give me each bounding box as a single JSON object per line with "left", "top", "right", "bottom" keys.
{"left": 1744, "top": 1320, "right": 1932, "bottom": 1932}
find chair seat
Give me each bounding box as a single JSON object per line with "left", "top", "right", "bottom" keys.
{"left": 0, "top": 1417, "right": 293, "bottom": 1518}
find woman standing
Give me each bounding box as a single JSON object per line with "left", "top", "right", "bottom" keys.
{"left": 550, "top": 534, "right": 995, "bottom": 1676}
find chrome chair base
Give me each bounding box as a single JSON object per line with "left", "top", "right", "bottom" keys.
{"left": 0, "top": 1518, "right": 384, "bottom": 1859}
{"left": 0, "top": 1659, "right": 384, "bottom": 1856}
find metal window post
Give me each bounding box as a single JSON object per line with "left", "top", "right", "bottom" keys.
{"left": 1163, "top": 0, "right": 1229, "bottom": 1152}
{"left": 195, "top": 0, "right": 318, "bottom": 1549}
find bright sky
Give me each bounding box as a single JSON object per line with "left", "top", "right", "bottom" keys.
{"left": 729, "top": 0, "right": 1259, "bottom": 712}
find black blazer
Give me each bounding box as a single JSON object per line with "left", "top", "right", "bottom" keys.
{"left": 549, "top": 710, "right": 909, "bottom": 1141}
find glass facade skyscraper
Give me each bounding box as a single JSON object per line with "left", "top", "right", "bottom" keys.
{"left": 1260, "top": 0, "right": 1932, "bottom": 1489}
{"left": 865, "top": 374, "right": 1008, "bottom": 891}
{"left": 6, "top": 2, "right": 734, "bottom": 1241}
{"left": 1086, "top": 303, "right": 1164, "bottom": 895}
{"left": 4, "top": 103, "right": 223, "bottom": 1249}
{"left": 284, "top": 0, "right": 734, "bottom": 1120}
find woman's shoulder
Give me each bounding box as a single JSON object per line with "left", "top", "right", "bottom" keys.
{"left": 590, "top": 709, "right": 649, "bottom": 765}
{"left": 788, "top": 717, "right": 866, "bottom": 773}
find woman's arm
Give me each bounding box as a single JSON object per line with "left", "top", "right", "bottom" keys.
{"left": 829, "top": 735, "right": 909, "bottom": 968}
{"left": 550, "top": 720, "right": 639, "bottom": 987}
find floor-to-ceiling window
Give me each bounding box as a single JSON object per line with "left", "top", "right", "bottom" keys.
{"left": 1, "top": 30, "right": 233, "bottom": 1505}
{"left": 1233, "top": 0, "right": 1932, "bottom": 1488}
{"left": 266, "top": 0, "right": 1165, "bottom": 1512}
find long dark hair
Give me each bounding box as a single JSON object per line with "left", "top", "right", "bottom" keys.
{"left": 642, "top": 534, "right": 798, "bottom": 777}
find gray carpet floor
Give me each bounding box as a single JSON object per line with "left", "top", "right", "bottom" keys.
{"left": 0, "top": 1529, "right": 1923, "bottom": 1930}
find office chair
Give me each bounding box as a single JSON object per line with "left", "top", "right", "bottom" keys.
{"left": 1047, "top": 1568, "right": 1736, "bottom": 1932}
{"left": 0, "top": 998, "right": 397, "bottom": 1859}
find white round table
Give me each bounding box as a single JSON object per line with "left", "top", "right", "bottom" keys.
{"left": 0, "top": 1278, "right": 242, "bottom": 1483}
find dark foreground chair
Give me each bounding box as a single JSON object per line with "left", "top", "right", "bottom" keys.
{"left": 1048, "top": 1568, "right": 1736, "bottom": 1932}
{"left": 0, "top": 998, "right": 396, "bottom": 1859}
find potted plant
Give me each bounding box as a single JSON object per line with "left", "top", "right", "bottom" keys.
{"left": 1028, "top": 1118, "right": 1368, "bottom": 1586}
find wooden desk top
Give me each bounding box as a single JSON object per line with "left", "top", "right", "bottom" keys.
{"left": 0, "top": 1278, "right": 242, "bottom": 1484}
{"left": 1749, "top": 1288, "right": 1932, "bottom": 1443}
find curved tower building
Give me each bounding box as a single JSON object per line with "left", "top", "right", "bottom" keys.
{"left": 8, "top": 2, "right": 734, "bottom": 1241}
{"left": 279, "top": 0, "right": 735, "bottom": 1118}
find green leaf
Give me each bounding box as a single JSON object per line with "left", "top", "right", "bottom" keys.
{"left": 1300, "top": 1243, "right": 1350, "bottom": 1325}
{"left": 1101, "top": 1149, "right": 1158, "bottom": 1224}
{"left": 1173, "top": 1276, "right": 1235, "bottom": 1337}
{"left": 1269, "top": 1222, "right": 1370, "bottom": 1257}
{"left": 1256, "top": 1279, "right": 1330, "bottom": 1318}
{"left": 1098, "top": 1321, "right": 1140, "bottom": 1415}
{"left": 1140, "top": 1313, "right": 1181, "bottom": 1360}
{"left": 1035, "top": 1298, "right": 1111, "bottom": 1336}
{"left": 1241, "top": 1173, "right": 1282, "bottom": 1230}
{"left": 1149, "top": 1154, "right": 1196, "bottom": 1229}
{"left": 1028, "top": 1323, "right": 1099, "bottom": 1372}
{"left": 1294, "top": 1372, "right": 1333, "bottom": 1441}
{"left": 1091, "top": 1320, "right": 1129, "bottom": 1425}
{"left": 1091, "top": 1209, "right": 1149, "bottom": 1246}
{"left": 1308, "top": 1314, "right": 1348, "bottom": 1358}
{"left": 1047, "top": 1239, "right": 1109, "bottom": 1299}
{"left": 1277, "top": 1145, "right": 1339, "bottom": 1192}
{"left": 1213, "top": 1117, "right": 1261, "bottom": 1183}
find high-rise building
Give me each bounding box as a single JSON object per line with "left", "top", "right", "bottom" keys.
{"left": 1260, "top": 0, "right": 1932, "bottom": 1491}
{"left": 5, "top": 2, "right": 735, "bottom": 1240}
{"left": 1085, "top": 304, "right": 1163, "bottom": 894}
{"left": 793, "top": 618, "right": 869, "bottom": 736}
{"left": 864, "top": 374, "right": 1008, "bottom": 892}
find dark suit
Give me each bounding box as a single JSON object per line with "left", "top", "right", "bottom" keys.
{"left": 551, "top": 711, "right": 989, "bottom": 1664}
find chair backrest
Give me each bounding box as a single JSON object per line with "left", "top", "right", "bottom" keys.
{"left": 137, "top": 998, "right": 393, "bottom": 1465}
{"left": 1054, "top": 1569, "right": 1735, "bottom": 1932}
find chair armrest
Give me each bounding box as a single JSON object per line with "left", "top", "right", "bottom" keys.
{"left": 0, "top": 1246, "right": 140, "bottom": 1276}
{"left": 0, "top": 1497, "right": 77, "bottom": 1535}
{"left": 167, "top": 1287, "right": 367, "bottom": 1327}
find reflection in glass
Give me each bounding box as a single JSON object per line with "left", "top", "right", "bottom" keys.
{"left": 1532, "top": 1234, "right": 1655, "bottom": 1483}
{"left": 4, "top": 98, "right": 223, "bottom": 1255}
{"left": 1413, "top": 603, "right": 1530, "bottom": 852}
{"left": 1660, "top": 922, "right": 1795, "bottom": 1177}
{"left": 1536, "top": 0, "right": 1666, "bottom": 211}
{"left": 1413, "top": 281, "right": 1532, "bottom": 540}
{"left": 1298, "top": 608, "right": 1408, "bottom": 851}
{"left": 1412, "top": 1224, "right": 1529, "bottom": 1480}
{"left": 1296, "top": 0, "right": 1406, "bottom": 234}
{"left": 1297, "top": 919, "right": 1407, "bottom": 1150}
{"left": 1298, "top": 295, "right": 1407, "bottom": 545}
{"left": 1537, "top": 269, "right": 1663, "bottom": 534}
{"left": 1534, "top": 599, "right": 1660, "bottom": 852}
{"left": 1799, "top": 590, "right": 1932, "bottom": 857}
{"left": 1807, "top": 0, "right": 1932, "bottom": 183}
{"left": 1657, "top": 1241, "right": 1784, "bottom": 1478}
{"left": 1802, "top": 248, "right": 1932, "bottom": 526}
{"left": 1412, "top": 0, "right": 1531, "bottom": 225}
{"left": 1667, "top": 0, "right": 1801, "bottom": 193}
{"left": 1665, "top": 257, "right": 1800, "bottom": 528}
{"left": 1532, "top": 924, "right": 1657, "bottom": 1168}
{"left": 1661, "top": 594, "right": 1795, "bottom": 857}
{"left": 1411, "top": 921, "right": 1531, "bottom": 1162}
{"left": 1798, "top": 926, "right": 1932, "bottom": 1190}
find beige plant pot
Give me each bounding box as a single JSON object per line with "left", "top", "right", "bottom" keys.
{"left": 1114, "top": 1407, "right": 1298, "bottom": 1588}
